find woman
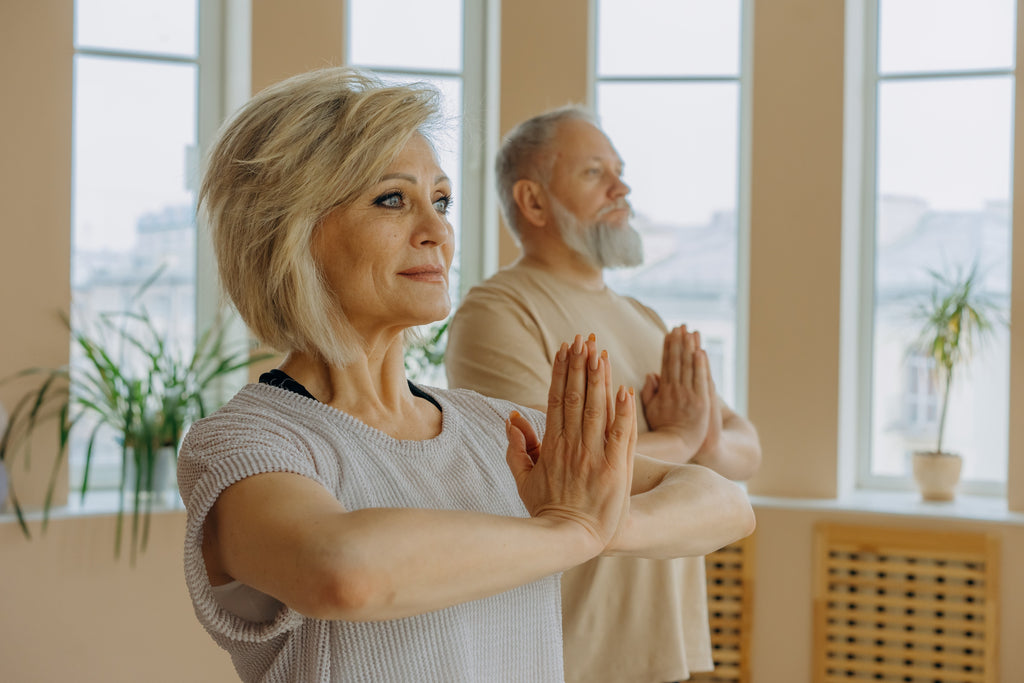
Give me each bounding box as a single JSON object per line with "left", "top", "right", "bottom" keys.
{"left": 179, "top": 67, "right": 754, "bottom": 682}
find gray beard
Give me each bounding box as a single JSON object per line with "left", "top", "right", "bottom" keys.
{"left": 549, "top": 197, "right": 644, "bottom": 269}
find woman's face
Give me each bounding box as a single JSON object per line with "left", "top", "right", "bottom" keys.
{"left": 314, "top": 133, "right": 455, "bottom": 341}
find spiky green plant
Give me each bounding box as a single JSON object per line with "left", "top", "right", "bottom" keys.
{"left": 403, "top": 318, "right": 449, "bottom": 382}
{"left": 914, "top": 264, "right": 1004, "bottom": 455}
{"left": 1, "top": 300, "right": 271, "bottom": 564}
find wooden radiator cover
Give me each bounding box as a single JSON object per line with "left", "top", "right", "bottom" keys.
{"left": 814, "top": 523, "right": 999, "bottom": 683}
{"left": 692, "top": 534, "right": 754, "bottom": 683}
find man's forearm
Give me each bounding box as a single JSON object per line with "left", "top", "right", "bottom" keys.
{"left": 691, "top": 417, "right": 761, "bottom": 481}
{"left": 604, "top": 463, "right": 755, "bottom": 559}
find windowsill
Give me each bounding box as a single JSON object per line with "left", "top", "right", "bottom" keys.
{"left": 1, "top": 489, "right": 184, "bottom": 525}
{"left": 750, "top": 489, "right": 1024, "bottom": 526}
{"left": 7, "top": 489, "right": 1022, "bottom": 528}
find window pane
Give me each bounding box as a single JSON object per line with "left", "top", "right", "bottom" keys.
{"left": 71, "top": 55, "right": 198, "bottom": 488}
{"left": 597, "top": 0, "right": 741, "bottom": 77}
{"left": 348, "top": 0, "right": 463, "bottom": 72}
{"left": 878, "top": 0, "right": 1015, "bottom": 74}
{"left": 871, "top": 77, "right": 1012, "bottom": 483}
{"left": 75, "top": 0, "right": 197, "bottom": 57}
{"left": 598, "top": 82, "right": 740, "bottom": 404}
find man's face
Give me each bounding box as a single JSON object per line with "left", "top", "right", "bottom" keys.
{"left": 545, "top": 119, "right": 642, "bottom": 268}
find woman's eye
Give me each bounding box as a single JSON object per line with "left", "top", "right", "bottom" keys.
{"left": 374, "top": 191, "right": 404, "bottom": 209}
{"left": 433, "top": 194, "right": 453, "bottom": 214}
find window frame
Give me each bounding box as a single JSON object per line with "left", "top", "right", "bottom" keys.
{"left": 849, "top": 0, "right": 1014, "bottom": 497}
{"left": 69, "top": 0, "right": 227, "bottom": 494}
{"left": 588, "top": 0, "right": 754, "bottom": 415}
{"left": 343, "top": 0, "right": 500, "bottom": 300}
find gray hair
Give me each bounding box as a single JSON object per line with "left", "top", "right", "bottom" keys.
{"left": 495, "top": 104, "right": 597, "bottom": 238}
{"left": 200, "top": 67, "right": 442, "bottom": 367}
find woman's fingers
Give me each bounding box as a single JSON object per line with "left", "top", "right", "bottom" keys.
{"left": 509, "top": 409, "right": 541, "bottom": 463}
{"left": 606, "top": 385, "right": 634, "bottom": 466}
{"left": 505, "top": 415, "right": 533, "bottom": 479}
{"left": 603, "top": 350, "right": 615, "bottom": 437}
{"left": 561, "top": 334, "right": 590, "bottom": 443}
{"left": 544, "top": 340, "right": 572, "bottom": 439}
{"left": 582, "top": 345, "right": 608, "bottom": 453}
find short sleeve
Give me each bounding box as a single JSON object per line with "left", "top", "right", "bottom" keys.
{"left": 445, "top": 285, "right": 553, "bottom": 411}
{"left": 177, "top": 410, "right": 320, "bottom": 643}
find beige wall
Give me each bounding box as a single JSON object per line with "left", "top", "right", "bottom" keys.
{"left": 0, "top": 2, "right": 342, "bottom": 679}
{"left": 497, "top": 0, "right": 591, "bottom": 266}
{"left": 3, "top": 1, "right": 1023, "bottom": 681}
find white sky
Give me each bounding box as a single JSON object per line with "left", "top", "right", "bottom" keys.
{"left": 73, "top": 0, "right": 1016, "bottom": 249}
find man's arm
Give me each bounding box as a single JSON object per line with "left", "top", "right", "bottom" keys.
{"left": 639, "top": 325, "right": 762, "bottom": 481}
{"left": 690, "top": 398, "right": 761, "bottom": 481}
{"left": 605, "top": 454, "right": 756, "bottom": 559}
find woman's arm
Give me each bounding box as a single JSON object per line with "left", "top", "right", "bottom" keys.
{"left": 205, "top": 472, "right": 604, "bottom": 621}
{"left": 203, "top": 335, "right": 634, "bottom": 622}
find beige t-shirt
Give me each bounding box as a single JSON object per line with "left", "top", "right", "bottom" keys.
{"left": 446, "top": 262, "right": 713, "bottom": 683}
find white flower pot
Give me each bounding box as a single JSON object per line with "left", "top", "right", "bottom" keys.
{"left": 912, "top": 451, "right": 962, "bottom": 502}
{"left": 124, "top": 445, "right": 177, "bottom": 503}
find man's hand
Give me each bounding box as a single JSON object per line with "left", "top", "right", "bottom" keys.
{"left": 640, "top": 325, "right": 714, "bottom": 461}
{"left": 700, "top": 362, "right": 723, "bottom": 455}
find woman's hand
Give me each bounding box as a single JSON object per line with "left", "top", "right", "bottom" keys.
{"left": 505, "top": 334, "right": 636, "bottom": 555}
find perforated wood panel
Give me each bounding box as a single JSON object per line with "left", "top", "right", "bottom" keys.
{"left": 814, "top": 524, "right": 999, "bottom": 683}
{"left": 692, "top": 535, "right": 753, "bottom": 683}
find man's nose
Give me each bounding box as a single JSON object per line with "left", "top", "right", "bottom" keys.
{"left": 611, "top": 175, "right": 630, "bottom": 198}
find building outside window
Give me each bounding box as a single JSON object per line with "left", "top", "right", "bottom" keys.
{"left": 594, "top": 0, "right": 749, "bottom": 408}
{"left": 346, "top": 0, "right": 496, "bottom": 386}
{"left": 862, "top": 0, "right": 1014, "bottom": 493}
{"left": 69, "top": 0, "right": 214, "bottom": 491}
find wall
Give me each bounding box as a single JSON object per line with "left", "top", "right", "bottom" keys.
{"left": 0, "top": 2, "right": 339, "bottom": 679}
{"left": 495, "top": 0, "right": 1024, "bottom": 680}
{"left": 3, "top": 1, "right": 1023, "bottom": 681}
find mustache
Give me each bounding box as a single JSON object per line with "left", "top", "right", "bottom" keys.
{"left": 597, "top": 201, "right": 633, "bottom": 218}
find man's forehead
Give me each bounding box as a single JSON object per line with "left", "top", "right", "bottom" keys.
{"left": 552, "top": 120, "right": 622, "bottom": 165}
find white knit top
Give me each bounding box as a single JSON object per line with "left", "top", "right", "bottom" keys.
{"left": 177, "top": 382, "right": 564, "bottom": 683}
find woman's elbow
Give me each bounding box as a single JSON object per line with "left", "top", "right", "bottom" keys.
{"left": 295, "top": 558, "right": 394, "bottom": 621}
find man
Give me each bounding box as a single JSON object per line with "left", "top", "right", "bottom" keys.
{"left": 445, "top": 105, "right": 761, "bottom": 682}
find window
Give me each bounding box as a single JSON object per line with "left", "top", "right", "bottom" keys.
{"left": 859, "top": 0, "right": 1015, "bottom": 492}
{"left": 70, "top": 0, "right": 219, "bottom": 491}
{"left": 594, "top": 0, "right": 750, "bottom": 409}
{"left": 346, "top": 0, "right": 497, "bottom": 386}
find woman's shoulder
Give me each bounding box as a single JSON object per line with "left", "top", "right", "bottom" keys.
{"left": 422, "top": 385, "right": 545, "bottom": 432}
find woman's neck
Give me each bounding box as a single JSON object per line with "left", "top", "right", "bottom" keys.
{"left": 279, "top": 338, "right": 442, "bottom": 440}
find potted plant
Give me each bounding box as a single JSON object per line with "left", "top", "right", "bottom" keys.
{"left": 910, "top": 264, "right": 1004, "bottom": 502}
{"left": 1, "top": 293, "right": 271, "bottom": 563}
{"left": 404, "top": 318, "right": 450, "bottom": 385}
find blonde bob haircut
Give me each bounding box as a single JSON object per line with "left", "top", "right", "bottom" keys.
{"left": 200, "top": 67, "right": 442, "bottom": 368}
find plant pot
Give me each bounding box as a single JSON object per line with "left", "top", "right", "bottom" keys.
{"left": 124, "top": 446, "right": 177, "bottom": 504}
{"left": 912, "top": 451, "right": 962, "bottom": 502}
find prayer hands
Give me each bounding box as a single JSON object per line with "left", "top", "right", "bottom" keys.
{"left": 641, "top": 325, "right": 721, "bottom": 461}
{"left": 505, "top": 333, "right": 637, "bottom": 554}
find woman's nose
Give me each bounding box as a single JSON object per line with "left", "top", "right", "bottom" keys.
{"left": 416, "top": 206, "right": 452, "bottom": 246}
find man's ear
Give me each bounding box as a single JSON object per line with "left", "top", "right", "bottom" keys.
{"left": 512, "top": 179, "right": 549, "bottom": 229}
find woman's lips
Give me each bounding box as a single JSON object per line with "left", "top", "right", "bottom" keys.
{"left": 398, "top": 265, "right": 447, "bottom": 282}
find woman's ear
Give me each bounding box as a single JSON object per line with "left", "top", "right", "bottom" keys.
{"left": 512, "top": 179, "right": 549, "bottom": 229}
